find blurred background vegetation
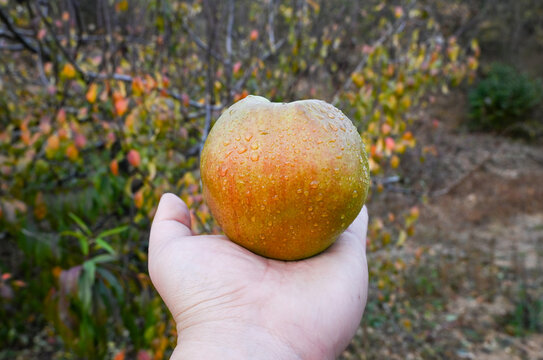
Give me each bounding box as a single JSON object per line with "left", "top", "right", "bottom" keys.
{"left": 0, "top": 0, "right": 541, "bottom": 359}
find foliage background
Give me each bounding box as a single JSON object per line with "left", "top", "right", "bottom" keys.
{"left": 0, "top": 0, "right": 541, "bottom": 359}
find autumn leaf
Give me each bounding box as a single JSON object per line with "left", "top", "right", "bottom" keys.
{"left": 113, "top": 93, "right": 129, "bottom": 116}
{"left": 57, "top": 108, "right": 67, "bottom": 124}
{"left": 65, "top": 144, "right": 79, "bottom": 161}
{"left": 351, "top": 72, "right": 364, "bottom": 87}
{"left": 381, "top": 123, "right": 391, "bottom": 135}
{"left": 86, "top": 83, "right": 98, "bottom": 103}
{"left": 124, "top": 112, "right": 136, "bottom": 132}
{"left": 134, "top": 189, "right": 144, "bottom": 209}
{"left": 250, "top": 29, "right": 259, "bottom": 41}
{"left": 233, "top": 61, "right": 242, "bottom": 75}
{"left": 45, "top": 134, "right": 60, "bottom": 158}
{"left": 385, "top": 137, "right": 395, "bottom": 151}
{"left": 132, "top": 77, "right": 145, "bottom": 96}
{"left": 61, "top": 63, "right": 76, "bottom": 79}
{"left": 127, "top": 149, "right": 141, "bottom": 167}
{"left": 116, "top": 0, "right": 128, "bottom": 12}
{"left": 74, "top": 133, "right": 87, "bottom": 149}
{"left": 390, "top": 155, "right": 400, "bottom": 169}
{"left": 110, "top": 159, "right": 119, "bottom": 176}
{"left": 113, "top": 350, "right": 126, "bottom": 360}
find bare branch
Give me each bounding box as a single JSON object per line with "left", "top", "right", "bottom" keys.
{"left": 224, "top": 0, "right": 234, "bottom": 104}
{"left": 85, "top": 71, "right": 223, "bottom": 112}
{"left": 331, "top": 19, "right": 407, "bottom": 106}
{"left": 0, "top": 7, "right": 50, "bottom": 60}
{"left": 0, "top": 43, "right": 24, "bottom": 51}
{"left": 34, "top": 3, "right": 89, "bottom": 81}
{"left": 198, "top": 0, "right": 219, "bottom": 158}
{"left": 231, "top": 38, "right": 286, "bottom": 95}
{"left": 70, "top": 0, "right": 85, "bottom": 55}
{"left": 182, "top": 22, "right": 223, "bottom": 62}
{"left": 267, "top": 0, "right": 277, "bottom": 50}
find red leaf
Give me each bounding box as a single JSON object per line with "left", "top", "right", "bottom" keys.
{"left": 127, "top": 149, "right": 141, "bottom": 167}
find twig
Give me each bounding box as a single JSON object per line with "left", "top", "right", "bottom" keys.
{"left": 224, "top": 0, "right": 234, "bottom": 104}
{"left": 231, "top": 38, "right": 285, "bottom": 95}
{"left": 267, "top": 0, "right": 277, "bottom": 50}
{"left": 181, "top": 22, "right": 223, "bottom": 62}
{"left": 34, "top": 3, "right": 89, "bottom": 82}
{"left": 24, "top": 2, "right": 48, "bottom": 86}
{"left": 331, "top": 18, "right": 407, "bottom": 106}
{"left": 372, "top": 175, "right": 401, "bottom": 185}
{"left": 0, "top": 43, "right": 23, "bottom": 51}
{"left": 0, "top": 7, "right": 50, "bottom": 60}
{"left": 70, "top": 0, "right": 85, "bottom": 56}
{"left": 192, "top": 208, "right": 212, "bottom": 233}
{"left": 83, "top": 71, "right": 223, "bottom": 111}
{"left": 199, "top": 0, "right": 218, "bottom": 158}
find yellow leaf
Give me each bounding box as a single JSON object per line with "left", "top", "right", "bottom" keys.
{"left": 61, "top": 63, "right": 76, "bottom": 79}
{"left": 86, "top": 83, "right": 98, "bottom": 103}
{"left": 46, "top": 134, "right": 60, "bottom": 158}
{"left": 124, "top": 112, "right": 136, "bottom": 132}
{"left": 351, "top": 72, "right": 364, "bottom": 88}
{"left": 390, "top": 155, "right": 399, "bottom": 169}
{"left": 132, "top": 77, "right": 144, "bottom": 96}
{"left": 65, "top": 144, "right": 79, "bottom": 161}
{"left": 183, "top": 172, "right": 197, "bottom": 186}
{"left": 396, "top": 230, "right": 407, "bottom": 246}
{"left": 116, "top": 0, "right": 128, "bottom": 12}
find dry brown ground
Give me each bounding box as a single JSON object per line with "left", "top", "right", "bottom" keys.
{"left": 343, "top": 91, "right": 543, "bottom": 359}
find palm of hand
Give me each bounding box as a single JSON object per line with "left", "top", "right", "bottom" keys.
{"left": 149, "top": 194, "right": 368, "bottom": 359}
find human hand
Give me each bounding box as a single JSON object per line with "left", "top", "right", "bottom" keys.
{"left": 148, "top": 193, "right": 369, "bottom": 360}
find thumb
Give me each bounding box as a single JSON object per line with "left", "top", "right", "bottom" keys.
{"left": 149, "top": 193, "right": 193, "bottom": 255}
{"left": 148, "top": 193, "right": 193, "bottom": 299}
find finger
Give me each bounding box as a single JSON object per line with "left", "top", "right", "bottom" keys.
{"left": 150, "top": 193, "right": 193, "bottom": 248}
{"left": 343, "top": 205, "right": 369, "bottom": 253}
{"left": 314, "top": 205, "right": 368, "bottom": 262}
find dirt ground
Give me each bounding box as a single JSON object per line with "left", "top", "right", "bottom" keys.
{"left": 343, "top": 91, "right": 543, "bottom": 359}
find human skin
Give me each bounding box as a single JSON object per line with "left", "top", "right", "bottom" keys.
{"left": 148, "top": 193, "right": 369, "bottom": 359}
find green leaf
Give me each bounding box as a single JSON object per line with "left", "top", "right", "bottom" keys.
{"left": 97, "top": 225, "right": 128, "bottom": 238}
{"left": 79, "top": 238, "right": 90, "bottom": 256}
{"left": 60, "top": 230, "right": 86, "bottom": 240}
{"left": 69, "top": 212, "right": 91, "bottom": 236}
{"left": 61, "top": 230, "right": 89, "bottom": 255}
{"left": 79, "top": 260, "right": 96, "bottom": 311}
{"left": 95, "top": 238, "right": 116, "bottom": 255}
{"left": 97, "top": 268, "right": 124, "bottom": 301}
{"left": 144, "top": 326, "right": 155, "bottom": 344}
{"left": 91, "top": 254, "right": 116, "bottom": 265}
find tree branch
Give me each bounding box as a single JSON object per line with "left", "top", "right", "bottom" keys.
{"left": 0, "top": 7, "right": 50, "bottom": 60}
{"left": 231, "top": 38, "right": 286, "bottom": 96}
{"left": 34, "top": 3, "right": 88, "bottom": 81}
{"left": 224, "top": 0, "right": 234, "bottom": 104}
{"left": 331, "top": 18, "right": 407, "bottom": 106}
{"left": 182, "top": 22, "right": 223, "bottom": 62}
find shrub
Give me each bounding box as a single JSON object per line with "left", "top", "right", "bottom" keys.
{"left": 0, "top": 0, "right": 477, "bottom": 357}
{"left": 468, "top": 63, "right": 543, "bottom": 132}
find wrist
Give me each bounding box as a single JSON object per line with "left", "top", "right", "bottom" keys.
{"left": 172, "top": 321, "right": 303, "bottom": 360}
